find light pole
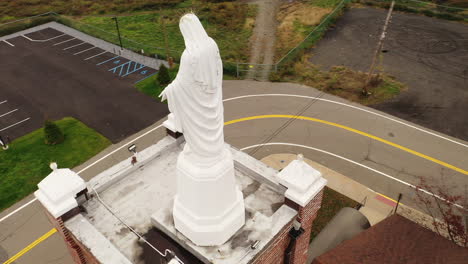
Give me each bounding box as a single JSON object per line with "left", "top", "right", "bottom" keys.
{"left": 0, "top": 135, "right": 8, "bottom": 150}
{"left": 112, "top": 16, "right": 123, "bottom": 49}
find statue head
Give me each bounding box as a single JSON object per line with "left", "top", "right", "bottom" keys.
{"left": 179, "top": 13, "right": 210, "bottom": 53}
{"left": 178, "top": 13, "right": 222, "bottom": 94}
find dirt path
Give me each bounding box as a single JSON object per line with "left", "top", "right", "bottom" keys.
{"left": 245, "top": 0, "right": 281, "bottom": 81}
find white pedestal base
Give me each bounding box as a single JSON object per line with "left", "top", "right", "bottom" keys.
{"left": 173, "top": 146, "right": 245, "bottom": 246}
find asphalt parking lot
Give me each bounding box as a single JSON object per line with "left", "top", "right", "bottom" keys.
{"left": 310, "top": 7, "right": 468, "bottom": 141}
{"left": 0, "top": 27, "right": 168, "bottom": 143}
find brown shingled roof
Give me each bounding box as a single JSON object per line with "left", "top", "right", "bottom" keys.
{"left": 313, "top": 214, "right": 468, "bottom": 264}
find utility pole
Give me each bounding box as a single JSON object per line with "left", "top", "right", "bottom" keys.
{"left": 112, "top": 16, "right": 123, "bottom": 50}
{"left": 363, "top": 0, "right": 395, "bottom": 95}
{"left": 161, "top": 15, "right": 173, "bottom": 68}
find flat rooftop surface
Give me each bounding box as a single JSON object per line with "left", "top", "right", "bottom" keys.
{"left": 76, "top": 137, "right": 296, "bottom": 264}
{"left": 0, "top": 26, "right": 168, "bottom": 142}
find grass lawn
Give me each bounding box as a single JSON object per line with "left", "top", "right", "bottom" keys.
{"left": 310, "top": 186, "right": 359, "bottom": 241}
{"left": 0, "top": 117, "right": 111, "bottom": 212}
{"left": 77, "top": 2, "right": 256, "bottom": 63}
{"left": 0, "top": 0, "right": 185, "bottom": 21}
{"left": 275, "top": 57, "right": 405, "bottom": 105}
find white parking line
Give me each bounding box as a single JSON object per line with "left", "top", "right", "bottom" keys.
{"left": 73, "top": 46, "right": 96, "bottom": 55}
{"left": 63, "top": 42, "right": 85, "bottom": 50}
{"left": 44, "top": 33, "right": 66, "bottom": 41}
{"left": 0, "top": 117, "right": 30, "bottom": 132}
{"left": 21, "top": 35, "right": 34, "bottom": 41}
{"left": 241, "top": 142, "right": 465, "bottom": 209}
{"left": 53, "top": 37, "right": 75, "bottom": 46}
{"left": 0, "top": 100, "right": 6, "bottom": 105}
{"left": 22, "top": 33, "right": 65, "bottom": 42}
{"left": 224, "top": 94, "right": 468, "bottom": 148}
{"left": 84, "top": 51, "right": 107, "bottom": 61}
{"left": 0, "top": 109, "right": 18, "bottom": 118}
{"left": 2, "top": 40, "right": 14, "bottom": 47}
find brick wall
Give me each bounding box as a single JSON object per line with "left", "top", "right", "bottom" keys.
{"left": 253, "top": 189, "right": 325, "bottom": 264}
{"left": 252, "top": 221, "right": 293, "bottom": 264}
{"left": 290, "top": 189, "right": 324, "bottom": 264}
{"left": 42, "top": 206, "right": 100, "bottom": 264}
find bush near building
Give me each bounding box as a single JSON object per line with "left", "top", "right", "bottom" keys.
{"left": 157, "top": 64, "right": 171, "bottom": 85}
{"left": 44, "top": 119, "right": 65, "bottom": 145}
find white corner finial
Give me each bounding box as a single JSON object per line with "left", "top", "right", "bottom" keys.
{"left": 50, "top": 162, "right": 58, "bottom": 171}
{"left": 297, "top": 154, "right": 304, "bottom": 162}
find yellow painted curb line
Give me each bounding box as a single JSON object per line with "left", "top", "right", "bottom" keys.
{"left": 225, "top": 115, "right": 468, "bottom": 175}
{"left": 3, "top": 228, "right": 57, "bottom": 264}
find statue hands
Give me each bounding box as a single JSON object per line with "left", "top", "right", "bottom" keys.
{"left": 159, "top": 89, "right": 167, "bottom": 102}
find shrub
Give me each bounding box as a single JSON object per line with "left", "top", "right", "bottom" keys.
{"left": 157, "top": 64, "right": 171, "bottom": 85}
{"left": 422, "top": 9, "right": 435, "bottom": 17}
{"left": 44, "top": 120, "right": 64, "bottom": 145}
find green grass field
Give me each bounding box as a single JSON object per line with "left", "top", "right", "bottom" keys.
{"left": 0, "top": 118, "right": 111, "bottom": 212}
{"left": 78, "top": 2, "right": 255, "bottom": 62}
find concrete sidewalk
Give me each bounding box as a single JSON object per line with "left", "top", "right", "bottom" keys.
{"left": 261, "top": 153, "right": 438, "bottom": 229}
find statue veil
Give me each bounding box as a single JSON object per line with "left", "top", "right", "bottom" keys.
{"left": 179, "top": 14, "right": 222, "bottom": 93}
{"left": 159, "top": 13, "right": 225, "bottom": 161}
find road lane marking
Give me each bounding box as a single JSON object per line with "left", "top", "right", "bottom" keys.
{"left": 73, "top": 46, "right": 96, "bottom": 55}
{"left": 0, "top": 118, "right": 30, "bottom": 132}
{"left": 225, "top": 115, "right": 468, "bottom": 175}
{"left": 2, "top": 40, "right": 14, "bottom": 47}
{"left": 377, "top": 192, "right": 398, "bottom": 204}
{"left": 4, "top": 113, "right": 466, "bottom": 257}
{"left": 0, "top": 198, "right": 38, "bottom": 223}
{"left": 224, "top": 94, "right": 468, "bottom": 148}
{"left": 0, "top": 109, "right": 18, "bottom": 118}
{"left": 84, "top": 51, "right": 107, "bottom": 60}
{"left": 63, "top": 42, "right": 85, "bottom": 50}
{"left": 240, "top": 142, "right": 465, "bottom": 209}
{"left": 53, "top": 37, "right": 75, "bottom": 46}
{"left": 3, "top": 228, "right": 57, "bottom": 264}
{"left": 0, "top": 100, "right": 7, "bottom": 105}
{"left": 1, "top": 110, "right": 466, "bottom": 224}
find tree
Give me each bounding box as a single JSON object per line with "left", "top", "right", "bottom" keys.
{"left": 44, "top": 120, "right": 64, "bottom": 145}
{"left": 157, "top": 64, "right": 171, "bottom": 85}
{"left": 414, "top": 176, "right": 467, "bottom": 247}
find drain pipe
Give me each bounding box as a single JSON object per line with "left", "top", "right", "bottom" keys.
{"left": 284, "top": 220, "right": 304, "bottom": 264}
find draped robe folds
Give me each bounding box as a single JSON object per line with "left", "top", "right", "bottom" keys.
{"left": 160, "top": 14, "right": 225, "bottom": 166}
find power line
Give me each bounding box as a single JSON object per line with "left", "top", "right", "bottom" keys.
{"left": 248, "top": 91, "right": 326, "bottom": 156}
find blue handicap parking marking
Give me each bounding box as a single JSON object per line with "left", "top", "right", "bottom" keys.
{"left": 108, "top": 61, "right": 146, "bottom": 77}
{"left": 140, "top": 70, "right": 148, "bottom": 75}
{"left": 113, "top": 60, "right": 121, "bottom": 64}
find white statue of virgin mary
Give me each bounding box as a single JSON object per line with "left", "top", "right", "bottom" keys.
{"left": 160, "top": 14, "right": 245, "bottom": 246}
{"left": 160, "top": 14, "right": 224, "bottom": 163}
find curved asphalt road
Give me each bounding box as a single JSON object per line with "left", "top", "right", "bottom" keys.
{"left": 1, "top": 80, "right": 467, "bottom": 264}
